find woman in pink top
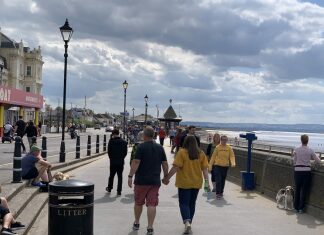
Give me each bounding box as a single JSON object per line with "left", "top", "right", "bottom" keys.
{"left": 292, "top": 134, "right": 321, "bottom": 213}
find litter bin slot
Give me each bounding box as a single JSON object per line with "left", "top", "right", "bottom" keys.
{"left": 49, "top": 192, "right": 93, "bottom": 196}
{"left": 57, "top": 198, "right": 88, "bottom": 205}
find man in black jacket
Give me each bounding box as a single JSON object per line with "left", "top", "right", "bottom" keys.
{"left": 107, "top": 129, "right": 128, "bottom": 196}
{"left": 179, "top": 125, "right": 200, "bottom": 148}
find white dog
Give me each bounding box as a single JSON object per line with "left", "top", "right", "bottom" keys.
{"left": 53, "top": 172, "right": 72, "bottom": 181}
{"left": 276, "top": 186, "right": 294, "bottom": 210}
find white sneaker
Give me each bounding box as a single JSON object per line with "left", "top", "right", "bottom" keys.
{"left": 183, "top": 221, "right": 191, "bottom": 234}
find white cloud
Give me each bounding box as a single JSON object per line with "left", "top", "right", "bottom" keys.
{"left": 1, "top": 0, "right": 324, "bottom": 123}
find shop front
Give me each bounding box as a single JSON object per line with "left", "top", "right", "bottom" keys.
{"left": 0, "top": 85, "right": 43, "bottom": 137}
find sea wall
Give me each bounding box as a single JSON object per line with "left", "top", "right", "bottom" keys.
{"left": 200, "top": 142, "right": 324, "bottom": 220}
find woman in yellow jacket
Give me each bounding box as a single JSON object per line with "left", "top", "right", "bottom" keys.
{"left": 163, "top": 136, "right": 209, "bottom": 234}
{"left": 209, "top": 135, "right": 236, "bottom": 199}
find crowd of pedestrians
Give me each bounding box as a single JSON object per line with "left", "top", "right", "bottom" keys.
{"left": 1, "top": 119, "right": 322, "bottom": 234}
{"left": 105, "top": 125, "right": 236, "bottom": 234}
{"left": 104, "top": 123, "right": 323, "bottom": 234}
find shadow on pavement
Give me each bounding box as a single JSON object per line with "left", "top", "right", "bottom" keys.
{"left": 208, "top": 198, "right": 232, "bottom": 207}
{"left": 127, "top": 230, "right": 138, "bottom": 235}
{"left": 296, "top": 213, "right": 324, "bottom": 229}
{"left": 237, "top": 191, "right": 258, "bottom": 199}
{"left": 120, "top": 193, "right": 134, "bottom": 204}
{"left": 94, "top": 194, "right": 117, "bottom": 203}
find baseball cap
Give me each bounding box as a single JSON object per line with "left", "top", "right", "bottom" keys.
{"left": 30, "top": 145, "right": 41, "bottom": 152}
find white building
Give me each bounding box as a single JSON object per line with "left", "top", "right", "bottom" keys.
{"left": 0, "top": 30, "right": 44, "bottom": 136}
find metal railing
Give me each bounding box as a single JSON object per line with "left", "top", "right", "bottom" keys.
{"left": 203, "top": 135, "right": 324, "bottom": 160}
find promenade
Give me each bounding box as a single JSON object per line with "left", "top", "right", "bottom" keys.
{"left": 28, "top": 142, "right": 324, "bottom": 235}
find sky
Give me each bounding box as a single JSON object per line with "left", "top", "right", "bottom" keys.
{"left": 1, "top": 0, "right": 324, "bottom": 124}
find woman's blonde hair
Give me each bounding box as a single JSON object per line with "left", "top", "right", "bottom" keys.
{"left": 213, "top": 133, "right": 220, "bottom": 145}
{"left": 183, "top": 136, "right": 200, "bottom": 160}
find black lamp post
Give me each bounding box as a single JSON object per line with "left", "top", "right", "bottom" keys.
{"left": 123, "top": 80, "right": 128, "bottom": 139}
{"left": 144, "top": 94, "right": 148, "bottom": 124}
{"left": 132, "top": 108, "right": 135, "bottom": 121}
{"left": 0, "top": 57, "right": 4, "bottom": 86}
{"left": 156, "top": 104, "right": 159, "bottom": 119}
{"left": 59, "top": 19, "right": 73, "bottom": 163}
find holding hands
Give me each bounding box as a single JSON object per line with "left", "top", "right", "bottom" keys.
{"left": 162, "top": 176, "right": 170, "bottom": 185}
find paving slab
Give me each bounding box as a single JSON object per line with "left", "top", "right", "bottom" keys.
{"left": 29, "top": 143, "right": 324, "bottom": 235}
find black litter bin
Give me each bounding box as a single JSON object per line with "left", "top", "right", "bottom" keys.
{"left": 48, "top": 179, "right": 94, "bottom": 235}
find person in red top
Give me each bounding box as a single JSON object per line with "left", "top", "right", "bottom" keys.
{"left": 173, "top": 128, "right": 183, "bottom": 153}
{"left": 158, "top": 127, "right": 166, "bottom": 146}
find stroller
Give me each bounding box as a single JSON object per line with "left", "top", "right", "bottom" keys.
{"left": 2, "top": 131, "right": 13, "bottom": 143}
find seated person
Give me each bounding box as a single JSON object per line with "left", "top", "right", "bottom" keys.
{"left": 0, "top": 187, "right": 25, "bottom": 234}
{"left": 21, "top": 145, "right": 53, "bottom": 187}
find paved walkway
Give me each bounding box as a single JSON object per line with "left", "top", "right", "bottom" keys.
{"left": 29, "top": 143, "right": 324, "bottom": 235}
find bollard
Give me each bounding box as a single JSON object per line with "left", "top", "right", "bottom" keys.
{"left": 96, "top": 135, "right": 99, "bottom": 154}
{"left": 87, "top": 135, "right": 91, "bottom": 156}
{"left": 41, "top": 136, "right": 47, "bottom": 161}
{"left": 12, "top": 136, "right": 22, "bottom": 183}
{"left": 76, "top": 135, "right": 80, "bottom": 159}
{"left": 103, "top": 135, "right": 107, "bottom": 152}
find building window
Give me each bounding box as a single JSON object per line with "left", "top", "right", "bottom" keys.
{"left": 26, "top": 66, "right": 32, "bottom": 76}
{"left": 26, "top": 87, "right": 31, "bottom": 92}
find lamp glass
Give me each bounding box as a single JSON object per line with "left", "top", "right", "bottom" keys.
{"left": 123, "top": 80, "right": 128, "bottom": 89}
{"left": 144, "top": 95, "right": 148, "bottom": 103}
{"left": 60, "top": 19, "right": 73, "bottom": 42}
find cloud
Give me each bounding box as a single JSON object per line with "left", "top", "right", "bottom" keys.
{"left": 1, "top": 0, "right": 324, "bottom": 124}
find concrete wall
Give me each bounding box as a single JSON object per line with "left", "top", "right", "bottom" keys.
{"left": 201, "top": 142, "right": 324, "bottom": 220}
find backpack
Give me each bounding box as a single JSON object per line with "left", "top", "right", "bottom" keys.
{"left": 276, "top": 186, "right": 294, "bottom": 210}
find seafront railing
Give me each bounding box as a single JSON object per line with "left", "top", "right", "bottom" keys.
{"left": 202, "top": 134, "right": 324, "bottom": 160}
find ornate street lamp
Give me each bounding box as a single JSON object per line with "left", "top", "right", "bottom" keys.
{"left": 0, "top": 57, "right": 4, "bottom": 86}
{"left": 156, "top": 104, "right": 159, "bottom": 119}
{"left": 144, "top": 94, "right": 148, "bottom": 124}
{"left": 123, "top": 80, "right": 128, "bottom": 139}
{"left": 59, "top": 19, "right": 73, "bottom": 163}
{"left": 132, "top": 107, "right": 135, "bottom": 121}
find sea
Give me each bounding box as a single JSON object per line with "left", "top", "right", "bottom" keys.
{"left": 181, "top": 122, "right": 324, "bottom": 152}
{"left": 203, "top": 130, "right": 324, "bottom": 152}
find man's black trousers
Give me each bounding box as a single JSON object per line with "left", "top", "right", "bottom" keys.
{"left": 108, "top": 164, "right": 124, "bottom": 193}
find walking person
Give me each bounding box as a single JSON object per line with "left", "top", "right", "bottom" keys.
{"left": 130, "top": 131, "right": 144, "bottom": 165}
{"left": 180, "top": 126, "right": 200, "bottom": 147}
{"left": 106, "top": 129, "right": 128, "bottom": 196}
{"left": 163, "top": 136, "right": 210, "bottom": 234}
{"left": 292, "top": 134, "right": 321, "bottom": 213}
{"left": 173, "top": 128, "right": 183, "bottom": 153}
{"left": 209, "top": 135, "right": 236, "bottom": 199}
{"left": 25, "top": 121, "right": 38, "bottom": 150}
{"left": 128, "top": 126, "right": 169, "bottom": 235}
{"left": 169, "top": 127, "right": 176, "bottom": 148}
{"left": 14, "top": 116, "right": 26, "bottom": 153}
{"left": 37, "top": 121, "right": 42, "bottom": 136}
{"left": 158, "top": 127, "right": 166, "bottom": 146}
{"left": 206, "top": 133, "right": 221, "bottom": 192}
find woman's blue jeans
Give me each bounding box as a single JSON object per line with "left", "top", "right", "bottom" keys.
{"left": 178, "top": 188, "right": 199, "bottom": 223}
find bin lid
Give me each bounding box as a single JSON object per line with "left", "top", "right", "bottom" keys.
{"left": 49, "top": 179, "right": 94, "bottom": 193}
